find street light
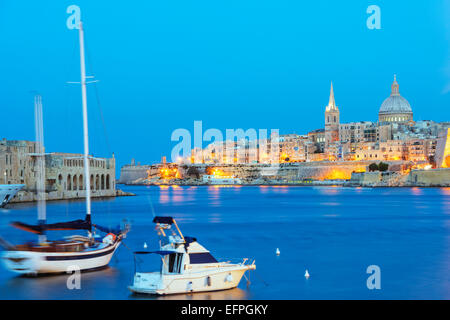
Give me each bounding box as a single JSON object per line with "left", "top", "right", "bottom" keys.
{"left": 3, "top": 170, "right": 6, "bottom": 184}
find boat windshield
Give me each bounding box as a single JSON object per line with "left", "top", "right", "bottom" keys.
{"left": 167, "top": 253, "right": 184, "bottom": 274}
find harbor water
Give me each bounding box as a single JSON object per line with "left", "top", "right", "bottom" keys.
{"left": 0, "top": 185, "right": 449, "bottom": 299}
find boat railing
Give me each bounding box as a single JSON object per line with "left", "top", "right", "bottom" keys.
{"left": 216, "top": 257, "right": 254, "bottom": 265}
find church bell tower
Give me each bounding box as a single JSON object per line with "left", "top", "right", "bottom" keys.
{"left": 325, "top": 82, "right": 340, "bottom": 148}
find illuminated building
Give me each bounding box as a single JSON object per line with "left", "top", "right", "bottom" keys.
{"left": 435, "top": 128, "right": 450, "bottom": 168}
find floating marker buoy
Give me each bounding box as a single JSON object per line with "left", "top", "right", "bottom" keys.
{"left": 143, "top": 242, "right": 148, "bottom": 249}
{"left": 276, "top": 248, "right": 280, "bottom": 255}
{"left": 305, "top": 270, "right": 310, "bottom": 278}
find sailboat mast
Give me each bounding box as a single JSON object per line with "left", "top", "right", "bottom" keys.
{"left": 79, "top": 21, "right": 91, "bottom": 222}
{"left": 34, "top": 94, "right": 46, "bottom": 243}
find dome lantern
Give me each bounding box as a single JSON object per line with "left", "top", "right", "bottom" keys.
{"left": 391, "top": 74, "right": 399, "bottom": 96}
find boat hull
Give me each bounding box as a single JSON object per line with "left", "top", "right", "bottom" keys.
{"left": 1, "top": 241, "right": 121, "bottom": 275}
{"left": 129, "top": 264, "right": 254, "bottom": 295}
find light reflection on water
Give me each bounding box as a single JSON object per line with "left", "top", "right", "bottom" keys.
{"left": 411, "top": 187, "right": 424, "bottom": 195}
{"left": 440, "top": 187, "right": 450, "bottom": 196}
{"left": 137, "top": 287, "right": 249, "bottom": 300}
{"left": 0, "top": 185, "right": 449, "bottom": 299}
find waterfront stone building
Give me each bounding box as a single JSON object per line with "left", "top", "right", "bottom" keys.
{"left": 0, "top": 139, "right": 37, "bottom": 186}
{"left": 45, "top": 152, "right": 116, "bottom": 199}
{"left": 0, "top": 139, "right": 116, "bottom": 202}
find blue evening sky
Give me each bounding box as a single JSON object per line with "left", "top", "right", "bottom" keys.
{"left": 0, "top": 1, "right": 449, "bottom": 174}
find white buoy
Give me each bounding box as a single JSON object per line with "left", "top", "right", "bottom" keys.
{"left": 143, "top": 242, "right": 148, "bottom": 249}
{"left": 305, "top": 269, "right": 310, "bottom": 278}
{"left": 276, "top": 248, "right": 280, "bottom": 255}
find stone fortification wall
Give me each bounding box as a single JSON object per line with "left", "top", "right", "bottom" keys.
{"left": 405, "top": 168, "right": 450, "bottom": 187}
{"left": 183, "top": 161, "right": 405, "bottom": 181}
{"left": 118, "top": 165, "right": 153, "bottom": 184}
{"left": 120, "top": 160, "right": 412, "bottom": 184}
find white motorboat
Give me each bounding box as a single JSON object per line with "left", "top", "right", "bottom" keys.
{"left": 128, "top": 216, "right": 255, "bottom": 295}
{"left": 0, "top": 19, "right": 128, "bottom": 276}
{"left": 0, "top": 184, "right": 24, "bottom": 208}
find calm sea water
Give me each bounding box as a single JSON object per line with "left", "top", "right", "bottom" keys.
{"left": 0, "top": 185, "right": 449, "bottom": 300}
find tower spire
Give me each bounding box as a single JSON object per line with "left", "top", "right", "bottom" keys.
{"left": 326, "top": 81, "right": 338, "bottom": 111}
{"left": 324, "top": 81, "right": 340, "bottom": 148}
{"left": 329, "top": 82, "right": 335, "bottom": 106}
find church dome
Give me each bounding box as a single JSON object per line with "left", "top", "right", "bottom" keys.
{"left": 379, "top": 95, "right": 412, "bottom": 114}
{"left": 378, "top": 75, "right": 413, "bottom": 123}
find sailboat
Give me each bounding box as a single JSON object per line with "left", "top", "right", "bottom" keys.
{"left": 0, "top": 22, "right": 128, "bottom": 275}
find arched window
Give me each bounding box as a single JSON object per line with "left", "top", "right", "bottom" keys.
{"left": 79, "top": 175, "right": 83, "bottom": 190}
{"left": 101, "top": 174, "right": 105, "bottom": 190}
{"left": 90, "top": 174, "right": 94, "bottom": 190}
{"left": 106, "top": 174, "right": 110, "bottom": 190}
{"left": 58, "top": 174, "right": 63, "bottom": 186}
{"left": 96, "top": 174, "right": 100, "bottom": 190}
{"left": 67, "top": 175, "right": 72, "bottom": 191}
{"left": 73, "top": 175, "right": 77, "bottom": 190}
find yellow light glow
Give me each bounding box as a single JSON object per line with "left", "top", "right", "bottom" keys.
{"left": 321, "top": 169, "right": 350, "bottom": 180}
{"left": 210, "top": 168, "right": 232, "bottom": 178}
{"left": 158, "top": 166, "right": 179, "bottom": 180}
